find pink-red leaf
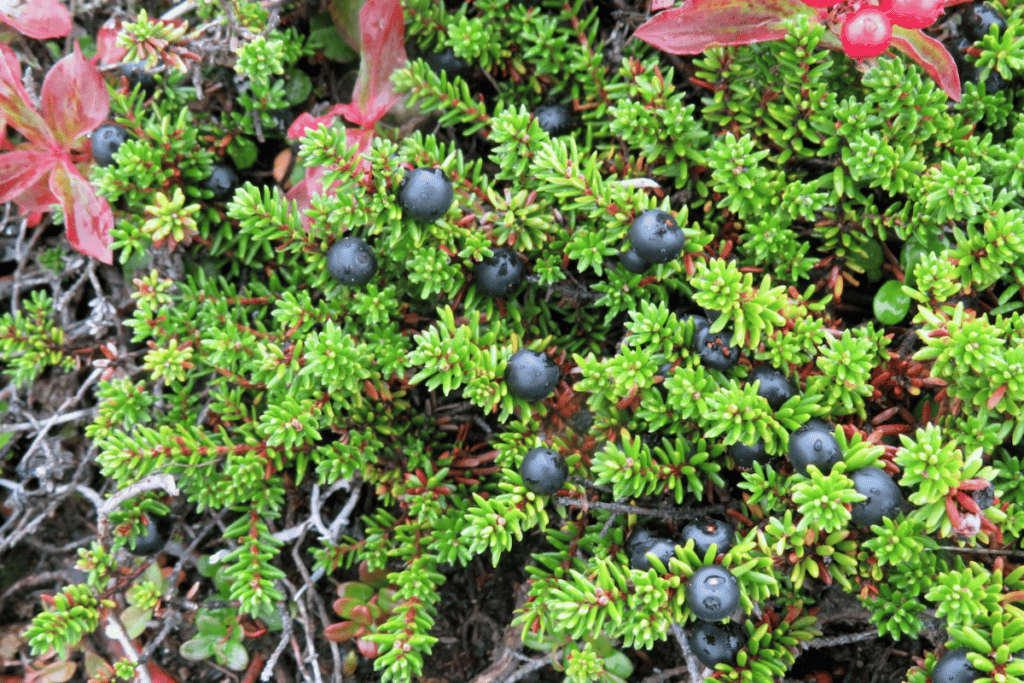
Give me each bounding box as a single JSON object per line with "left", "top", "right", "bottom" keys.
{"left": 0, "top": 43, "right": 56, "bottom": 148}
{"left": 334, "top": 0, "right": 407, "bottom": 127}
{"left": 94, "top": 17, "right": 129, "bottom": 65}
{"left": 42, "top": 43, "right": 110, "bottom": 149}
{"left": 632, "top": 0, "right": 816, "bottom": 55}
{"left": 0, "top": 0, "right": 72, "bottom": 39}
{"left": 0, "top": 148, "right": 56, "bottom": 206}
{"left": 890, "top": 25, "right": 961, "bottom": 102}
{"left": 49, "top": 160, "right": 114, "bottom": 264}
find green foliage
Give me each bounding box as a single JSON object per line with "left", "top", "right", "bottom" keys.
{"left": 0, "top": 290, "right": 75, "bottom": 387}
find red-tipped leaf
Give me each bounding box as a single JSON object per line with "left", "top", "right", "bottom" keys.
{"left": 333, "top": 0, "right": 407, "bottom": 127}
{"left": 42, "top": 43, "right": 110, "bottom": 149}
{"left": 632, "top": 0, "right": 817, "bottom": 55}
{"left": 49, "top": 160, "right": 114, "bottom": 264}
{"left": 0, "top": 44, "right": 56, "bottom": 148}
{"left": 890, "top": 25, "right": 961, "bottom": 102}
{"left": 0, "top": 0, "right": 72, "bottom": 39}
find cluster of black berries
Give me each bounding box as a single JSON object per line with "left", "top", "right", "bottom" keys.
{"left": 90, "top": 123, "right": 239, "bottom": 199}
{"left": 946, "top": 2, "right": 1009, "bottom": 95}
{"left": 619, "top": 209, "right": 686, "bottom": 273}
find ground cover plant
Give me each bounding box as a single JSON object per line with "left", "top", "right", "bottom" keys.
{"left": 3, "top": 0, "right": 1024, "bottom": 682}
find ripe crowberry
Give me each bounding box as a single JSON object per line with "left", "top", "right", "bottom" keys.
{"left": 932, "top": 648, "right": 982, "bottom": 683}
{"left": 624, "top": 528, "right": 658, "bottom": 556}
{"left": 91, "top": 124, "right": 129, "bottom": 167}
{"left": 681, "top": 313, "right": 711, "bottom": 346}
{"left": 201, "top": 164, "right": 239, "bottom": 201}
{"left": 629, "top": 537, "right": 677, "bottom": 571}
{"left": 117, "top": 60, "right": 157, "bottom": 93}
{"left": 695, "top": 327, "right": 739, "bottom": 372}
{"left": 619, "top": 247, "right": 651, "bottom": 274}
{"left": 681, "top": 517, "right": 735, "bottom": 557}
{"left": 729, "top": 440, "right": 770, "bottom": 469}
{"left": 326, "top": 236, "right": 378, "bottom": 286}
{"left": 127, "top": 515, "right": 166, "bottom": 556}
{"left": 788, "top": 418, "right": 843, "bottom": 476}
{"left": 687, "top": 621, "right": 744, "bottom": 668}
{"left": 848, "top": 467, "right": 903, "bottom": 527}
{"left": 748, "top": 364, "right": 796, "bottom": 410}
{"left": 505, "top": 349, "right": 560, "bottom": 401}
{"left": 841, "top": 7, "right": 893, "bottom": 59}
{"left": 474, "top": 247, "right": 524, "bottom": 297}
{"left": 424, "top": 47, "right": 470, "bottom": 77}
{"left": 878, "top": 0, "right": 943, "bottom": 29}
{"left": 962, "top": 2, "right": 1007, "bottom": 41}
{"left": 520, "top": 447, "right": 568, "bottom": 495}
{"left": 398, "top": 167, "right": 454, "bottom": 222}
{"left": 628, "top": 210, "right": 685, "bottom": 263}
{"left": 686, "top": 565, "right": 740, "bottom": 621}
{"left": 533, "top": 103, "right": 575, "bottom": 136}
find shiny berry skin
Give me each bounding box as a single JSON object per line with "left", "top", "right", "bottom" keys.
{"left": 201, "top": 164, "right": 239, "bottom": 201}
{"left": 962, "top": 2, "right": 1007, "bottom": 41}
{"left": 695, "top": 327, "right": 739, "bottom": 372}
{"left": 848, "top": 467, "right": 903, "bottom": 527}
{"left": 127, "top": 516, "right": 166, "bottom": 556}
{"left": 619, "top": 247, "right": 651, "bottom": 273}
{"left": 474, "top": 247, "right": 524, "bottom": 297}
{"left": 687, "top": 621, "right": 745, "bottom": 668}
{"left": 624, "top": 527, "right": 658, "bottom": 556}
{"left": 841, "top": 7, "right": 893, "bottom": 59}
{"left": 326, "top": 236, "right": 378, "bottom": 286}
{"left": 117, "top": 60, "right": 157, "bottom": 93}
{"left": 629, "top": 210, "right": 685, "bottom": 264}
{"left": 729, "top": 440, "right": 770, "bottom": 469}
{"left": 424, "top": 47, "right": 470, "bottom": 77}
{"left": 878, "top": 0, "right": 943, "bottom": 29}
{"left": 748, "top": 365, "right": 796, "bottom": 410}
{"left": 91, "top": 124, "right": 129, "bottom": 167}
{"left": 681, "top": 517, "right": 735, "bottom": 557}
{"left": 682, "top": 313, "right": 712, "bottom": 347}
{"left": 520, "top": 447, "right": 568, "bottom": 495}
{"left": 873, "top": 279, "right": 911, "bottom": 326}
{"left": 398, "top": 167, "right": 454, "bottom": 222}
{"left": 932, "top": 648, "right": 983, "bottom": 683}
{"left": 788, "top": 418, "right": 843, "bottom": 476}
{"left": 534, "top": 103, "right": 574, "bottom": 136}
{"left": 629, "top": 537, "right": 677, "bottom": 571}
{"left": 505, "top": 349, "right": 560, "bottom": 401}
{"left": 686, "top": 565, "right": 740, "bottom": 621}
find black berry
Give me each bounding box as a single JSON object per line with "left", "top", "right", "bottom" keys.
{"left": 628, "top": 210, "right": 685, "bottom": 264}
{"left": 117, "top": 60, "right": 157, "bottom": 93}
{"left": 849, "top": 466, "right": 903, "bottom": 527}
{"left": 686, "top": 565, "right": 740, "bottom": 621}
{"left": 127, "top": 515, "right": 166, "bottom": 556}
{"left": 520, "top": 447, "right": 568, "bottom": 495}
{"left": 424, "top": 47, "right": 471, "bottom": 77}
{"left": 681, "top": 313, "right": 711, "bottom": 346}
{"left": 326, "top": 236, "right": 378, "bottom": 286}
{"left": 932, "top": 648, "right": 983, "bottom": 683}
{"left": 567, "top": 408, "right": 594, "bottom": 435}
{"left": 788, "top": 418, "right": 843, "bottom": 476}
{"left": 624, "top": 527, "right": 658, "bottom": 557}
{"left": 474, "top": 247, "right": 524, "bottom": 297}
{"left": 695, "top": 327, "right": 740, "bottom": 372}
{"left": 533, "top": 103, "right": 574, "bottom": 136}
{"left": 681, "top": 517, "right": 736, "bottom": 558}
{"left": 92, "top": 124, "right": 129, "bottom": 167}
{"left": 687, "top": 621, "right": 744, "bottom": 668}
{"left": 629, "top": 537, "right": 677, "bottom": 571}
{"left": 201, "top": 164, "right": 239, "bottom": 201}
{"left": 619, "top": 247, "right": 651, "bottom": 274}
{"left": 505, "top": 349, "right": 560, "bottom": 401}
{"left": 970, "top": 481, "right": 995, "bottom": 510}
{"left": 962, "top": 2, "right": 1007, "bottom": 41}
{"left": 748, "top": 364, "right": 796, "bottom": 410}
{"left": 729, "top": 440, "right": 770, "bottom": 469}
{"left": 398, "top": 167, "right": 454, "bottom": 222}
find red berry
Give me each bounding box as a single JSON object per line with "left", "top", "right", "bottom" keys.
{"left": 878, "top": 0, "right": 943, "bottom": 29}
{"left": 841, "top": 7, "right": 893, "bottom": 59}
{"left": 802, "top": 0, "right": 841, "bottom": 6}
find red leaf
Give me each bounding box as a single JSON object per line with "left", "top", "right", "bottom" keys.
{"left": 890, "top": 26, "right": 961, "bottom": 102}
{"left": 632, "top": 0, "right": 816, "bottom": 55}
{"left": 987, "top": 383, "right": 1006, "bottom": 410}
{"left": 335, "top": 0, "right": 407, "bottom": 127}
{"left": 49, "top": 160, "right": 114, "bottom": 264}
{"left": 42, "top": 43, "right": 110, "bottom": 150}
{"left": 651, "top": 0, "right": 675, "bottom": 10}
{"left": 0, "top": 0, "right": 72, "bottom": 39}
{"left": 0, "top": 43, "right": 56, "bottom": 148}
{"left": 94, "top": 17, "right": 129, "bottom": 65}
{"left": 0, "top": 148, "right": 57, "bottom": 206}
